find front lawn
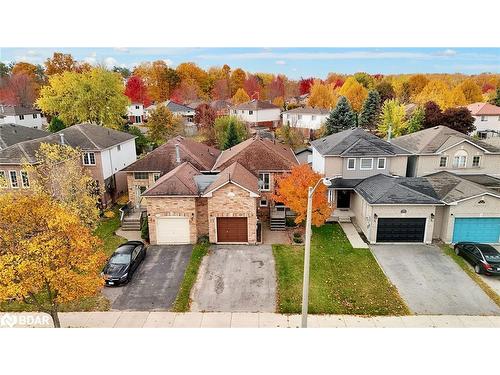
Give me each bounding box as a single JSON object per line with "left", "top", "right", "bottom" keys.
{"left": 94, "top": 206, "right": 127, "bottom": 256}
{"left": 273, "top": 223, "right": 409, "bottom": 316}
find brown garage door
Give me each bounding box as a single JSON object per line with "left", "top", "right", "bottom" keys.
{"left": 217, "top": 217, "right": 248, "bottom": 243}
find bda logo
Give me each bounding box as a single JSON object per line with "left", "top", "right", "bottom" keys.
{"left": 0, "top": 313, "right": 17, "bottom": 328}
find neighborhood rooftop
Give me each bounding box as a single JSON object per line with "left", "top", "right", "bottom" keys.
{"left": 282, "top": 107, "right": 330, "bottom": 115}
{"left": 466, "top": 102, "right": 500, "bottom": 116}
{"left": 0, "top": 105, "right": 42, "bottom": 116}
{"left": 0, "top": 123, "right": 48, "bottom": 149}
{"left": 142, "top": 161, "right": 201, "bottom": 197}
{"left": 203, "top": 161, "right": 259, "bottom": 196}
{"left": 231, "top": 99, "right": 280, "bottom": 111}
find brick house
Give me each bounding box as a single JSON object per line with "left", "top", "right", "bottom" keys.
{"left": 230, "top": 100, "right": 281, "bottom": 130}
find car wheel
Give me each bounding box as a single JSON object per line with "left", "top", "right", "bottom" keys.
{"left": 454, "top": 247, "right": 460, "bottom": 256}
{"left": 474, "top": 264, "right": 482, "bottom": 274}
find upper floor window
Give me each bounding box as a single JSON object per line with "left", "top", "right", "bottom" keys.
{"left": 135, "top": 115, "right": 142, "bottom": 124}
{"left": 452, "top": 150, "right": 467, "bottom": 168}
{"left": 249, "top": 110, "right": 253, "bottom": 115}
{"left": 134, "top": 172, "right": 149, "bottom": 180}
{"left": 33, "top": 114, "right": 37, "bottom": 119}
{"left": 377, "top": 158, "right": 386, "bottom": 169}
{"left": 135, "top": 105, "right": 140, "bottom": 109}
{"left": 153, "top": 173, "right": 161, "bottom": 182}
{"left": 311, "top": 115, "right": 316, "bottom": 121}
{"left": 9, "top": 171, "right": 18, "bottom": 188}
{"left": 347, "top": 158, "right": 356, "bottom": 170}
{"left": 481, "top": 116, "right": 487, "bottom": 121}
{"left": 439, "top": 156, "right": 447, "bottom": 167}
{"left": 83, "top": 152, "right": 96, "bottom": 166}
{"left": 0, "top": 171, "right": 6, "bottom": 188}
{"left": 258, "top": 172, "right": 270, "bottom": 191}
{"left": 298, "top": 114, "right": 302, "bottom": 120}
{"left": 21, "top": 171, "right": 29, "bottom": 188}
{"left": 360, "top": 158, "right": 373, "bottom": 170}
{"left": 472, "top": 156, "right": 481, "bottom": 167}
{"left": 19, "top": 114, "right": 24, "bottom": 120}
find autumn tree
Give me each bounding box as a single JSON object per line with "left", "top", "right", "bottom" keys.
{"left": 23, "top": 143, "right": 101, "bottom": 228}
{"left": 447, "top": 86, "right": 467, "bottom": 107}
{"left": 459, "top": 79, "right": 483, "bottom": 103}
{"left": 272, "top": 96, "right": 284, "bottom": 109}
{"left": 176, "top": 62, "right": 210, "bottom": 97}
{"left": 212, "top": 78, "right": 230, "bottom": 100}
{"left": 125, "top": 75, "right": 151, "bottom": 107}
{"left": 194, "top": 103, "right": 218, "bottom": 145}
{"left": 133, "top": 61, "right": 179, "bottom": 102}
{"left": 353, "top": 72, "right": 375, "bottom": 89}
{"left": 146, "top": 105, "right": 184, "bottom": 145}
{"left": 44, "top": 52, "right": 81, "bottom": 76}
{"left": 230, "top": 68, "right": 246, "bottom": 96}
{"left": 359, "top": 90, "right": 381, "bottom": 130}
{"left": 0, "top": 73, "right": 38, "bottom": 106}
{"left": 232, "top": 87, "right": 250, "bottom": 104}
{"left": 490, "top": 88, "right": 500, "bottom": 106}
{"left": 339, "top": 77, "right": 368, "bottom": 114}
{"left": 377, "top": 99, "right": 408, "bottom": 138}
{"left": 268, "top": 75, "right": 285, "bottom": 100}
{"left": 48, "top": 116, "right": 65, "bottom": 133}
{"left": 299, "top": 77, "right": 315, "bottom": 95}
{"left": 275, "top": 122, "right": 305, "bottom": 149}
{"left": 408, "top": 74, "right": 429, "bottom": 98}
{"left": 405, "top": 106, "right": 424, "bottom": 134}
{"left": 441, "top": 107, "right": 476, "bottom": 134}
{"left": 0, "top": 193, "right": 107, "bottom": 328}
{"left": 326, "top": 73, "right": 345, "bottom": 88}
{"left": 243, "top": 74, "right": 262, "bottom": 99}
{"left": 414, "top": 80, "right": 451, "bottom": 109}
{"left": 214, "top": 116, "right": 248, "bottom": 149}
{"left": 422, "top": 101, "right": 444, "bottom": 129}
{"left": 307, "top": 80, "right": 338, "bottom": 110}
{"left": 273, "top": 164, "right": 331, "bottom": 226}
{"left": 325, "top": 96, "right": 356, "bottom": 135}
{"left": 375, "top": 80, "right": 395, "bottom": 102}
{"left": 170, "top": 81, "right": 199, "bottom": 104}
{"left": 37, "top": 68, "right": 129, "bottom": 128}
{"left": 11, "top": 62, "right": 41, "bottom": 82}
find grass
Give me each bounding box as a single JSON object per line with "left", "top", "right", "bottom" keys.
{"left": 171, "top": 242, "right": 210, "bottom": 312}
{"left": 442, "top": 244, "right": 500, "bottom": 308}
{"left": 273, "top": 223, "right": 410, "bottom": 316}
{"left": 93, "top": 206, "right": 127, "bottom": 256}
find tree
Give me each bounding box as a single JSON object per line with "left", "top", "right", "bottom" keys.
{"left": 48, "top": 116, "right": 65, "bottom": 133}
{"left": 459, "top": 79, "right": 483, "bottom": 103}
{"left": 113, "top": 66, "right": 131, "bottom": 79}
{"left": 44, "top": 52, "right": 81, "bottom": 76}
{"left": 359, "top": 90, "right": 381, "bottom": 130}
{"left": 408, "top": 74, "right": 429, "bottom": 98}
{"left": 353, "top": 72, "right": 375, "bottom": 89}
{"left": 377, "top": 99, "right": 408, "bottom": 138}
{"left": 0, "top": 73, "right": 38, "bottom": 106}
{"left": 447, "top": 86, "right": 467, "bottom": 107}
{"left": 11, "top": 62, "right": 40, "bottom": 81}
{"left": 489, "top": 88, "right": 500, "bottom": 106}
{"left": 37, "top": 68, "right": 129, "bottom": 128}
{"left": 194, "top": 103, "right": 217, "bottom": 145}
{"left": 232, "top": 87, "right": 250, "bottom": 104}
{"left": 212, "top": 78, "right": 230, "bottom": 100}
{"left": 375, "top": 80, "right": 395, "bottom": 102}
{"left": 23, "top": 143, "right": 101, "bottom": 228}
{"left": 0, "top": 193, "right": 106, "bottom": 328}
{"left": 223, "top": 121, "right": 240, "bottom": 149}
{"left": 272, "top": 96, "right": 284, "bottom": 109}
{"left": 414, "top": 80, "right": 451, "bottom": 109}
{"left": 307, "top": 80, "right": 338, "bottom": 110}
{"left": 339, "top": 77, "right": 368, "bottom": 113}
{"left": 243, "top": 74, "right": 261, "bottom": 99}
{"left": 299, "top": 77, "right": 315, "bottom": 95}
{"left": 176, "top": 62, "right": 210, "bottom": 97}
{"left": 273, "top": 164, "right": 331, "bottom": 226}
{"left": 125, "top": 75, "right": 151, "bottom": 107}
{"left": 268, "top": 75, "right": 285, "bottom": 100}
{"left": 121, "top": 125, "right": 150, "bottom": 155}
{"left": 422, "top": 101, "right": 444, "bottom": 129}
{"left": 146, "top": 105, "right": 184, "bottom": 145}
{"left": 275, "top": 122, "right": 305, "bottom": 149}
{"left": 0, "top": 62, "right": 11, "bottom": 77}
{"left": 133, "top": 61, "right": 179, "bottom": 103}
{"left": 405, "top": 106, "right": 424, "bottom": 134}
{"left": 170, "top": 81, "right": 199, "bottom": 104}
{"left": 214, "top": 116, "right": 248, "bottom": 149}
{"left": 325, "top": 96, "right": 356, "bottom": 135}
{"left": 441, "top": 107, "right": 475, "bottom": 134}
{"left": 230, "top": 68, "right": 246, "bottom": 96}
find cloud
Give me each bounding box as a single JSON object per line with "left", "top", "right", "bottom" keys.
{"left": 437, "top": 49, "right": 457, "bottom": 57}
{"left": 114, "top": 47, "right": 130, "bottom": 53}
{"left": 84, "top": 56, "right": 97, "bottom": 65}
{"left": 275, "top": 60, "right": 286, "bottom": 65}
{"left": 27, "top": 50, "right": 40, "bottom": 57}
{"left": 104, "top": 57, "right": 118, "bottom": 68}
{"left": 162, "top": 58, "right": 173, "bottom": 66}
{"left": 450, "top": 64, "right": 500, "bottom": 72}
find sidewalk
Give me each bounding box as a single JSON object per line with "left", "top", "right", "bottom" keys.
{"left": 340, "top": 222, "right": 369, "bottom": 249}
{"left": 2, "top": 312, "right": 500, "bottom": 328}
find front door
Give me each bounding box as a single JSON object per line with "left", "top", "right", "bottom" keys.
{"left": 135, "top": 186, "right": 147, "bottom": 208}
{"left": 337, "top": 190, "right": 351, "bottom": 209}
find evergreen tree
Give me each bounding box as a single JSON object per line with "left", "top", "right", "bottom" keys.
{"left": 223, "top": 121, "right": 240, "bottom": 149}
{"left": 359, "top": 90, "right": 381, "bottom": 130}
{"left": 48, "top": 116, "right": 65, "bottom": 133}
{"left": 325, "top": 96, "right": 356, "bottom": 135}
{"left": 490, "top": 88, "right": 500, "bottom": 107}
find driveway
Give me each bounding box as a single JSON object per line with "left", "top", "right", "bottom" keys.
{"left": 191, "top": 245, "right": 276, "bottom": 312}
{"left": 102, "top": 245, "right": 192, "bottom": 311}
{"left": 371, "top": 244, "right": 500, "bottom": 315}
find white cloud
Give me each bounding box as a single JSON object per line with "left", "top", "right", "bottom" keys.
{"left": 162, "top": 58, "right": 173, "bottom": 66}
{"left": 27, "top": 50, "right": 39, "bottom": 56}
{"left": 437, "top": 49, "right": 457, "bottom": 57}
{"left": 275, "top": 60, "right": 286, "bottom": 65}
{"left": 84, "top": 56, "right": 97, "bottom": 65}
{"left": 114, "top": 47, "right": 129, "bottom": 53}
{"left": 104, "top": 57, "right": 118, "bottom": 68}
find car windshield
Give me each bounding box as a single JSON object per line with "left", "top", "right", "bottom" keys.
{"left": 110, "top": 253, "right": 131, "bottom": 265}
{"left": 484, "top": 254, "right": 500, "bottom": 261}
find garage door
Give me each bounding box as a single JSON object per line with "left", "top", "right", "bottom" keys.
{"left": 217, "top": 217, "right": 248, "bottom": 243}
{"left": 452, "top": 218, "right": 500, "bottom": 244}
{"left": 376, "top": 218, "right": 426, "bottom": 243}
{"left": 156, "top": 216, "right": 190, "bottom": 244}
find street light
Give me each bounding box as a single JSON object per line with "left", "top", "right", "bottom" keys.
{"left": 301, "top": 176, "right": 339, "bottom": 328}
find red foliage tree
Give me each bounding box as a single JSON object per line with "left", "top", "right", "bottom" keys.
{"left": 268, "top": 76, "right": 285, "bottom": 100}
{"left": 243, "top": 74, "right": 261, "bottom": 99}
{"left": 0, "top": 73, "right": 37, "bottom": 106}
{"left": 422, "top": 101, "right": 443, "bottom": 129}
{"left": 482, "top": 82, "right": 495, "bottom": 93}
{"left": 170, "top": 81, "right": 199, "bottom": 104}
{"left": 299, "top": 77, "right": 315, "bottom": 95}
{"left": 212, "top": 78, "right": 230, "bottom": 100}
{"left": 194, "top": 103, "right": 218, "bottom": 145}
{"left": 124, "top": 75, "right": 151, "bottom": 107}
{"left": 331, "top": 78, "right": 344, "bottom": 89}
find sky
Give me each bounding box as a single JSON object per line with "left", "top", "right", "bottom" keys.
{"left": 1, "top": 48, "right": 499, "bottom": 79}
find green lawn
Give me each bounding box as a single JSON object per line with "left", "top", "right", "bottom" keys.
{"left": 273, "top": 224, "right": 409, "bottom": 316}
{"left": 442, "top": 244, "right": 500, "bottom": 308}
{"left": 172, "top": 243, "right": 210, "bottom": 312}
{"left": 93, "top": 207, "right": 127, "bottom": 256}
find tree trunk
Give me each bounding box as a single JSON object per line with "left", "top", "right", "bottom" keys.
{"left": 50, "top": 309, "right": 61, "bottom": 328}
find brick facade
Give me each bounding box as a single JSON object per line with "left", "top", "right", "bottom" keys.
{"left": 127, "top": 172, "right": 159, "bottom": 207}
{"left": 196, "top": 197, "right": 209, "bottom": 238}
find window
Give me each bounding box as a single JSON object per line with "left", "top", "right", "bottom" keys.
{"left": 21, "top": 171, "right": 29, "bottom": 188}
{"left": 188, "top": 117, "right": 193, "bottom": 122}
{"left": 311, "top": 115, "right": 316, "bottom": 121}
{"left": 298, "top": 114, "right": 302, "bottom": 120}
{"left": 117, "top": 144, "right": 121, "bottom": 151}
{"left": 19, "top": 114, "right": 24, "bottom": 120}
{"left": 478, "top": 131, "right": 488, "bottom": 139}
{"left": 135, "top": 105, "right": 140, "bottom": 110}
{"left": 377, "top": 158, "right": 386, "bottom": 169}
{"left": 328, "top": 189, "right": 335, "bottom": 204}
{"left": 452, "top": 150, "right": 467, "bottom": 168}
{"left": 360, "top": 158, "right": 373, "bottom": 170}
{"left": 153, "top": 173, "right": 161, "bottom": 182}
{"left": 135, "top": 115, "right": 142, "bottom": 123}
{"left": 258, "top": 173, "right": 270, "bottom": 191}
{"left": 472, "top": 156, "right": 481, "bottom": 167}
{"left": 481, "top": 116, "right": 487, "bottom": 121}
{"left": 347, "top": 158, "right": 356, "bottom": 170}
{"left": 83, "top": 152, "right": 96, "bottom": 165}
{"left": 134, "top": 172, "right": 149, "bottom": 180}
{"left": 439, "top": 156, "right": 447, "bottom": 167}
{"left": 33, "top": 114, "right": 37, "bottom": 119}
{"left": 249, "top": 110, "right": 253, "bottom": 115}
{"left": 9, "top": 171, "right": 18, "bottom": 188}
{"left": 259, "top": 198, "right": 268, "bottom": 207}
{"left": 0, "top": 171, "right": 6, "bottom": 188}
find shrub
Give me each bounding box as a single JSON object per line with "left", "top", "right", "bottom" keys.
{"left": 103, "top": 210, "right": 115, "bottom": 218}
{"left": 141, "top": 216, "right": 149, "bottom": 242}
{"left": 116, "top": 194, "right": 129, "bottom": 206}
{"left": 286, "top": 217, "right": 297, "bottom": 227}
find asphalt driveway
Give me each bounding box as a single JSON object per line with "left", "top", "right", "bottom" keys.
{"left": 102, "top": 245, "right": 192, "bottom": 311}
{"left": 191, "top": 245, "right": 276, "bottom": 312}
{"left": 371, "top": 244, "right": 500, "bottom": 315}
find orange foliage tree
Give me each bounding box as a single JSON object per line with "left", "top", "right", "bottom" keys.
{"left": 273, "top": 165, "right": 331, "bottom": 226}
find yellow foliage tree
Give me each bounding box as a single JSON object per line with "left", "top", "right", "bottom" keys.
{"left": 272, "top": 96, "right": 284, "bottom": 108}
{"left": 232, "top": 87, "right": 250, "bottom": 104}
{"left": 307, "top": 80, "right": 338, "bottom": 110}
{"left": 377, "top": 99, "right": 408, "bottom": 138}
{"left": 447, "top": 86, "right": 467, "bottom": 108}
{"left": 459, "top": 79, "right": 483, "bottom": 103}
{"left": 339, "top": 77, "right": 368, "bottom": 112}
{"left": 0, "top": 193, "right": 107, "bottom": 327}
{"left": 408, "top": 74, "right": 429, "bottom": 98}
{"left": 414, "top": 80, "right": 451, "bottom": 109}
{"left": 146, "top": 105, "right": 184, "bottom": 145}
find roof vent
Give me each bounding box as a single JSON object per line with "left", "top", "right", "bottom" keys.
{"left": 59, "top": 133, "right": 65, "bottom": 145}
{"left": 175, "top": 143, "right": 181, "bottom": 163}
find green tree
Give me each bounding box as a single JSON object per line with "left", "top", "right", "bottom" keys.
{"left": 359, "top": 90, "right": 381, "bottom": 130}
{"left": 223, "top": 121, "right": 240, "bottom": 149}
{"left": 122, "top": 124, "right": 151, "bottom": 154}
{"left": 377, "top": 99, "right": 408, "bottom": 138}
{"left": 146, "top": 105, "right": 184, "bottom": 146}
{"left": 405, "top": 106, "right": 424, "bottom": 135}
{"left": 325, "top": 96, "right": 356, "bottom": 135}
{"left": 48, "top": 116, "right": 65, "bottom": 133}
{"left": 214, "top": 116, "right": 248, "bottom": 149}
{"left": 489, "top": 88, "right": 500, "bottom": 106}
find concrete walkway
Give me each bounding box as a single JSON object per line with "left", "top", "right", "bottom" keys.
{"left": 2, "top": 312, "right": 500, "bottom": 328}
{"left": 340, "top": 222, "right": 369, "bottom": 249}
{"left": 115, "top": 229, "right": 142, "bottom": 241}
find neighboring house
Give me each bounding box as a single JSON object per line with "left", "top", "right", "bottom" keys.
{"left": 210, "top": 99, "right": 232, "bottom": 116}
{"left": 466, "top": 102, "right": 500, "bottom": 138}
{"left": 146, "top": 100, "right": 197, "bottom": 135}
{"left": 123, "top": 136, "right": 221, "bottom": 208}
{"left": 230, "top": 100, "right": 281, "bottom": 130}
{"left": 0, "top": 105, "right": 47, "bottom": 129}
{"left": 0, "top": 123, "right": 49, "bottom": 150}
{"left": 295, "top": 147, "right": 312, "bottom": 165}
{"left": 0, "top": 123, "right": 136, "bottom": 206}
{"left": 127, "top": 103, "right": 145, "bottom": 124}
{"left": 282, "top": 107, "right": 329, "bottom": 132}
{"left": 287, "top": 93, "right": 309, "bottom": 107}
{"left": 391, "top": 125, "right": 500, "bottom": 178}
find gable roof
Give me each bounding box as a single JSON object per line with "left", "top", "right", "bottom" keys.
{"left": 203, "top": 162, "right": 259, "bottom": 196}
{"left": 391, "top": 126, "right": 500, "bottom": 154}
{"left": 311, "top": 127, "right": 410, "bottom": 156}
{"left": 232, "top": 99, "right": 280, "bottom": 111}
{"left": 282, "top": 107, "right": 329, "bottom": 115}
{"left": 146, "top": 100, "right": 195, "bottom": 114}
{"left": 467, "top": 102, "right": 500, "bottom": 116}
{"left": 0, "top": 123, "right": 136, "bottom": 165}
{"left": 456, "top": 174, "right": 500, "bottom": 188}
{"left": 212, "top": 135, "right": 298, "bottom": 173}
{"left": 0, "top": 123, "right": 49, "bottom": 149}
{"left": 142, "top": 162, "right": 201, "bottom": 197}
{"left": 124, "top": 136, "right": 220, "bottom": 173}
{"left": 0, "top": 105, "right": 42, "bottom": 116}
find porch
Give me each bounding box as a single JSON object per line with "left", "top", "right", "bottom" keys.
{"left": 119, "top": 202, "right": 146, "bottom": 231}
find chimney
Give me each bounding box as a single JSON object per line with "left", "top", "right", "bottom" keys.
{"left": 387, "top": 122, "right": 392, "bottom": 143}
{"left": 175, "top": 143, "right": 181, "bottom": 163}
{"left": 59, "top": 133, "right": 65, "bottom": 145}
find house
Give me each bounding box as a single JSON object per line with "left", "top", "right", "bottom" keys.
{"left": 123, "top": 136, "right": 221, "bottom": 209}
{"left": 287, "top": 93, "right": 309, "bottom": 107}
{"left": 210, "top": 99, "right": 232, "bottom": 116}
{"left": 0, "top": 123, "right": 137, "bottom": 206}
{"left": 0, "top": 105, "right": 47, "bottom": 129}
{"left": 295, "top": 147, "right": 312, "bottom": 165}
{"left": 466, "top": 102, "right": 500, "bottom": 138}
{"left": 146, "top": 100, "right": 197, "bottom": 135}
{"left": 140, "top": 135, "right": 298, "bottom": 245}
{"left": 127, "top": 103, "right": 145, "bottom": 124}
{"left": 391, "top": 125, "right": 500, "bottom": 178}
{"left": 0, "top": 123, "right": 49, "bottom": 150}
{"left": 230, "top": 100, "right": 281, "bottom": 130}
{"left": 282, "top": 107, "right": 329, "bottom": 134}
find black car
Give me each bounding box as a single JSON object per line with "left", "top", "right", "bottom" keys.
{"left": 454, "top": 242, "right": 500, "bottom": 275}
{"left": 102, "top": 241, "right": 147, "bottom": 286}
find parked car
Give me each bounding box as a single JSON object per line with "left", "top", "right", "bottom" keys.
{"left": 102, "top": 241, "right": 147, "bottom": 286}
{"left": 454, "top": 242, "right": 500, "bottom": 275}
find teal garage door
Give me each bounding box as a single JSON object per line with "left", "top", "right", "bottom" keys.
{"left": 452, "top": 218, "right": 500, "bottom": 243}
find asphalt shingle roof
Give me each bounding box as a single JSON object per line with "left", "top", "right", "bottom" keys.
{"left": 232, "top": 99, "right": 280, "bottom": 111}
{"left": 204, "top": 162, "right": 259, "bottom": 196}
{"left": 142, "top": 162, "right": 201, "bottom": 197}
{"left": 0, "top": 124, "right": 49, "bottom": 149}
{"left": 0, "top": 105, "right": 42, "bottom": 116}
{"left": 467, "top": 102, "right": 500, "bottom": 116}
{"left": 282, "top": 107, "right": 329, "bottom": 115}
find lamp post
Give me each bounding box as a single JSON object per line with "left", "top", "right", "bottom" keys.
{"left": 301, "top": 176, "right": 337, "bottom": 328}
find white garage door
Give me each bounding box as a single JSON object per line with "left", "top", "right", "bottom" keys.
{"left": 156, "top": 216, "right": 190, "bottom": 244}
